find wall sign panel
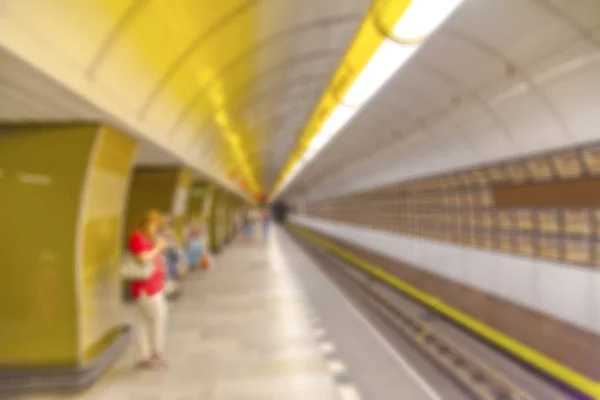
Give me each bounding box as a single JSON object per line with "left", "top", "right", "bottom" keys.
{"left": 527, "top": 157, "right": 554, "bottom": 181}
{"left": 564, "top": 210, "right": 592, "bottom": 236}
{"left": 497, "top": 211, "right": 513, "bottom": 231}
{"left": 515, "top": 209, "right": 534, "bottom": 232}
{"left": 507, "top": 162, "right": 528, "bottom": 184}
{"left": 307, "top": 142, "right": 600, "bottom": 268}
{"left": 539, "top": 237, "right": 561, "bottom": 261}
{"left": 487, "top": 166, "right": 507, "bottom": 183}
{"left": 516, "top": 233, "right": 535, "bottom": 257}
{"left": 537, "top": 210, "right": 560, "bottom": 234}
{"left": 552, "top": 151, "right": 583, "bottom": 179}
{"left": 564, "top": 239, "right": 591, "bottom": 264}
{"left": 582, "top": 146, "right": 600, "bottom": 175}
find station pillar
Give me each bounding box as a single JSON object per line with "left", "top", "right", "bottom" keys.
{"left": 124, "top": 167, "right": 192, "bottom": 241}
{"left": 0, "top": 123, "right": 136, "bottom": 390}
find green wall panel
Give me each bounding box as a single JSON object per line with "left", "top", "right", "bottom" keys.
{"left": 125, "top": 168, "right": 192, "bottom": 243}
{"left": 0, "top": 124, "right": 95, "bottom": 366}
{"left": 187, "top": 182, "right": 208, "bottom": 219}
{"left": 124, "top": 168, "right": 179, "bottom": 240}
{"left": 208, "top": 185, "right": 220, "bottom": 251}
{"left": 0, "top": 123, "right": 137, "bottom": 367}
{"left": 79, "top": 126, "right": 137, "bottom": 363}
{"left": 172, "top": 169, "right": 192, "bottom": 241}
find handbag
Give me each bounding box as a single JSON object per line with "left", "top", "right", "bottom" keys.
{"left": 201, "top": 254, "right": 211, "bottom": 269}
{"left": 121, "top": 253, "right": 155, "bottom": 280}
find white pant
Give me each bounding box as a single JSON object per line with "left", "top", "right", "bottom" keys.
{"left": 136, "top": 291, "right": 168, "bottom": 359}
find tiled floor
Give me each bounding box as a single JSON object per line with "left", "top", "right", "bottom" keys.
{"left": 21, "top": 232, "right": 342, "bottom": 400}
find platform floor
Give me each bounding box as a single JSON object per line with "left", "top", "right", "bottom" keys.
{"left": 18, "top": 232, "right": 341, "bottom": 400}
{"left": 19, "top": 228, "right": 438, "bottom": 400}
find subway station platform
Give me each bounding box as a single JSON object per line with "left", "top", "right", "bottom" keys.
{"left": 2, "top": 2, "right": 600, "bottom": 399}
{"left": 15, "top": 228, "right": 443, "bottom": 400}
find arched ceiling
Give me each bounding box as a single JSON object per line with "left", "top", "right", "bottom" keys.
{"left": 0, "top": 0, "right": 369, "bottom": 196}
{"left": 283, "top": 0, "right": 600, "bottom": 201}
{"left": 2, "top": 1, "right": 599, "bottom": 202}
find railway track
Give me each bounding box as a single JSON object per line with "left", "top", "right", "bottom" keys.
{"left": 292, "top": 232, "right": 562, "bottom": 400}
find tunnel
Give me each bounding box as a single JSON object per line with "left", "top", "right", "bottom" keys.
{"left": 0, "top": 1, "right": 600, "bottom": 399}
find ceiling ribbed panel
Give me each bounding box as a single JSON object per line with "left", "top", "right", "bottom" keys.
{"left": 0, "top": 0, "right": 368, "bottom": 196}
{"left": 284, "top": 0, "right": 600, "bottom": 202}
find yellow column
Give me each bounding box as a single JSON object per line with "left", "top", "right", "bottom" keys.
{"left": 171, "top": 168, "right": 193, "bottom": 241}
{"left": 217, "top": 190, "right": 229, "bottom": 248}
{"left": 208, "top": 185, "right": 221, "bottom": 252}
{"left": 0, "top": 123, "right": 136, "bottom": 370}
{"left": 124, "top": 167, "right": 192, "bottom": 241}
{"left": 187, "top": 181, "right": 208, "bottom": 219}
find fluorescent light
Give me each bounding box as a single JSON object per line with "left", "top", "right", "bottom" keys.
{"left": 280, "top": 165, "right": 300, "bottom": 190}
{"left": 392, "top": 0, "right": 463, "bottom": 42}
{"left": 303, "top": 146, "right": 317, "bottom": 160}
{"left": 342, "top": 40, "right": 417, "bottom": 107}
{"left": 277, "top": 104, "right": 356, "bottom": 195}
{"left": 274, "top": 0, "right": 464, "bottom": 198}
{"left": 342, "top": 0, "right": 463, "bottom": 107}
{"left": 298, "top": 105, "right": 356, "bottom": 168}
{"left": 317, "top": 104, "right": 356, "bottom": 142}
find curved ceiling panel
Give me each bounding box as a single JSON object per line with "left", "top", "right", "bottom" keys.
{"left": 5, "top": 0, "right": 598, "bottom": 204}
{"left": 284, "top": 0, "right": 600, "bottom": 202}
{"left": 0, "top": 0, "right": 368, "bottom": 197}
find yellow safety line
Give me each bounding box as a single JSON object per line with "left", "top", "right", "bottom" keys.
{"left": 289, "top": 223, "right": 600, "bottom": 399}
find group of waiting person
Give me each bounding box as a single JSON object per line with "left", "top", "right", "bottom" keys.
{"left": 241, "top": 207, "right": 271, "bottom": 241}
{"left": 125, "top": 209, "right": 208, "bottom": 369}
{"left": 125, "top": 207, "right": 271, "bottom": 369}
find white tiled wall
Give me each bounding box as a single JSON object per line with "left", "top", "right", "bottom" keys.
{"left": 292, "top": 215, "right": 600, "bottom": 336}
{"left": 591, "top": 274, "right": 600, "bottom": 333}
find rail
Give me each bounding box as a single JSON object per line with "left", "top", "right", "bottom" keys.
{"left": 293, "top": 230, "right": 536, "bottom": 400}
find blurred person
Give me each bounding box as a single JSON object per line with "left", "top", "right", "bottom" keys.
{"left": 261, "top": 207, "right": 271, "bottom": 241}
{"left": 127, "top": 209, "right": 169, "bottom": 368}
{"left": 249, "top": 208, "right": 261, "bottom": 240}
{"left": 161, "top": 220, "right": 185, "bottom": 281}
{"left": 156, "top": 213, "right": 171, "bottom": 237}
{"left": 234, "top": 209, "right": 243, "bottom": 236}
{"left": 242, "top": 210, "right": 253, "bottom": 239}
{"left": 184, "top": 216, "right": 204, "bottom": 270}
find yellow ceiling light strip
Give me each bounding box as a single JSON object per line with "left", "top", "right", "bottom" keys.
{"left": 213, "top": 107, "right": 260, "bottom": 193}
{"left": 205, "top": 3, "right": 262, "bottom": 194}
{"left": 190, "top": 2, "right": 261, "bottom": 195}
{"left": 270, "top": 0, "right": 464, "bottom": 200}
